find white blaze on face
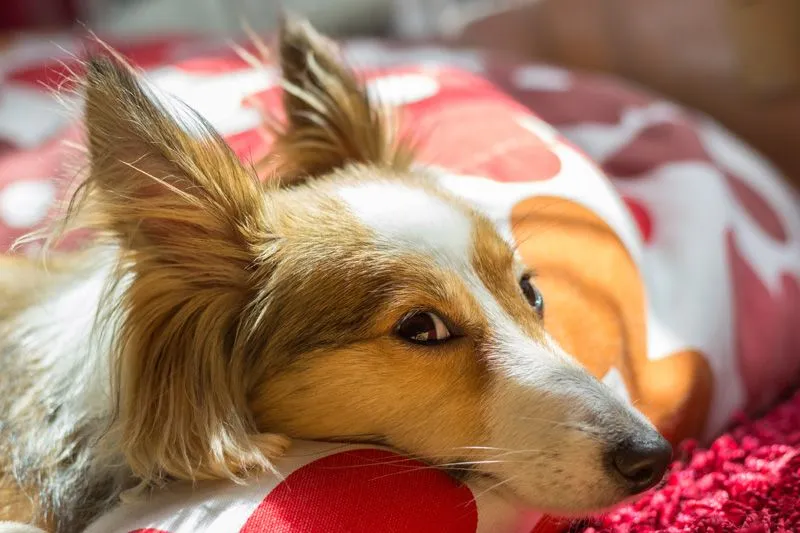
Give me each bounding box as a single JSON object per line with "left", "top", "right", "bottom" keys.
{"left": 337, "top": 181, "right": 472, "bottom": 266}
{"left": 469, "top": 277, "right": 583, "bottom": 389}
{"left": 337, "top": 181, "right": 564, "bottom": 372}
{"left": 336, "top": 180, "right": 631, "bottom": 403}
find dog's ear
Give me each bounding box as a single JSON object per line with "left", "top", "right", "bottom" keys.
{"left": 268, "top": 16, "right": 414, "bottom": 184}
{"left": 81, "top": 57, "right": 289, "bottom": 485}
{"left": 82, "top": 56, "right": 266, "bottom": 253}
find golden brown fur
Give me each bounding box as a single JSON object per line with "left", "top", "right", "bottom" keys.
{"left": 80, "top": 57, "right": 291, "bottom": 486}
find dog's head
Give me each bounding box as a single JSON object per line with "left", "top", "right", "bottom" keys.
{"left": 75, "top": 18, "right": 670, "bottom": 514}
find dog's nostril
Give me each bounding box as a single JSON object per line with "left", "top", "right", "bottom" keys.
{"left": 609, "top": 435, "right": 672, "bottom": 493}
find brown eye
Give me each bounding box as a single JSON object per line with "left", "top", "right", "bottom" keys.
{"left": 396, "top": 311, "right": 452, "bottom": 345}
{"left": 520, "top": 275, "right": 544, "bottom": 317}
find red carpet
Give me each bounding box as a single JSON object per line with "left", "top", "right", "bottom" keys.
{"left": 581, "top": 391, "right": 800, "bottom": 532}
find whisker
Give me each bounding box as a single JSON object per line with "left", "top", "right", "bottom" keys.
{"left": 471, "top": 473, "right": 520, "bottom": 501}
{"left": 449, "top": 445, "right": 517, "bottom": 452}
{"left": 516, "top": 416, "right": 605, "bottom": 439}
{"left": 366, "top": 465, "right": 475, "bottom": 482}
{"left": 314, "top": 456, "right": 523, "bottom": 471}
{"left": 358, "top": 457, "right": 543, "bottom": 483}
{"left": 485, "top": 448, "right": 545, "bottom": 458}
{"left": 437, "top": 459, "right": 525, "bottom": 468}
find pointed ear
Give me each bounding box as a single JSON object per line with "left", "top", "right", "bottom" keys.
{"left": 268, "top": 16, "right": 414, "bottom": 183}
{"left": 80, "top": 57, "right": 289, "bottom": 485}
{"left": 82, "top": 56, "right": 266, "bottom": 258}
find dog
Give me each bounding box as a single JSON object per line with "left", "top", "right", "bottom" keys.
{"left": 0, "top": 17, "right": 681, "bottom": 533}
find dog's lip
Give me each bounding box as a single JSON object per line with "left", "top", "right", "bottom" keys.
{"left": 462, "top": 466, "right": 637, "bottom": 515}
{"left": 452, "top": 465, "right": 510, "bottom": 492}
{"left": 440, "top": 460, "right": 505, "bottom": 485}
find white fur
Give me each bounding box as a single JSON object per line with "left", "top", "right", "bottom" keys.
{"left": 467, "top": 272, "right": 581, "bottom": 384}
{"left": 8, "top": 255, "right": 119, "bottom": 420}
{"left": 602, "top": 366, "right": 633, "bottom": 405}
{"left": 338, "top": 181, "right": 473, "bottom": 267}
{"left": 0, "top": 523, "right": 47, "bottom": 533}
{"left": 3, "top": 249, "right": 128, "bottom": 499}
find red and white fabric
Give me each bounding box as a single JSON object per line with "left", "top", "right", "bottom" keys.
{"left": 1, "top": 33, "right": 799, "bottom": 533}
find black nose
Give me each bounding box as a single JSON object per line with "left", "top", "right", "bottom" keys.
{"left": 609, "top": 435, "right": 672, "bottom": 493}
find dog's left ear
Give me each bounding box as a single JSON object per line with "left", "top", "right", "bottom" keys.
{"left": 268, "top": 16, "right": 414, "bottom": 183}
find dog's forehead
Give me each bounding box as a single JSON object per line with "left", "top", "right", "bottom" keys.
{"left": 336, "top": 181, "right": 474, "bottom": 264}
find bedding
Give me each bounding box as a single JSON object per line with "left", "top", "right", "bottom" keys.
{"left": 1, "top": 31, "right": 799, "bottom": 533}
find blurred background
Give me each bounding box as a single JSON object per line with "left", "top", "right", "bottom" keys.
{"left": 2, "top": 0, "right": 800, "bottom": 179}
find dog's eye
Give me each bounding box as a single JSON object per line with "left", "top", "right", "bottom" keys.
{"left": 520, "top": 275, "right": 544, "bottom": 317}
{"left": 396, "top": 311, "right": 452, "bottom": 345}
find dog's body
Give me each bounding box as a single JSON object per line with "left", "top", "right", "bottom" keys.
{"left": 0, "top": 251, "right": 126, "bottom": 530}
{"left": 1, "top": 18, "right": 799, "bottom": 533}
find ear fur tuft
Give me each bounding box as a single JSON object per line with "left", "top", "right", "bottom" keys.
{"left": 257, "top": 15, "right": 416, "bottom": 185}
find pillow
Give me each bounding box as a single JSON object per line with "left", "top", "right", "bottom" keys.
{"left": 2, "top": 33, "right": 799, "bottom": 533}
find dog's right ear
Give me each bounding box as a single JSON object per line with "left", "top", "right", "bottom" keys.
{"left": 79, "top": 56, "right": 290, "bottom": 487}
{"left": 268, "top": 16, "right": 414, "bottom": 184}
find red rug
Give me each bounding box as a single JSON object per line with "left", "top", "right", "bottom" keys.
{"left": 580, "top": 390, "right": 800, "bottom": 532}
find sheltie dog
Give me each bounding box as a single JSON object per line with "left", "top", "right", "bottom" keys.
{"left": 0, "top": 17, "right": 669, "bottom": 532}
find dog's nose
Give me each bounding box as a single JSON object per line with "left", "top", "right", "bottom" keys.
{"left": 609, "top": 435, "right": 672, "bottom": 493}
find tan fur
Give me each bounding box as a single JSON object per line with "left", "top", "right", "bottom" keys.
{"left": 0, "top": 484, "right": 54, "bottom": 531}
{"left": 71, "top": 42, "right": 500, "bottom": 495}
{"left": 0, "top": 253, "right": 88, "bottom": 319}
{"left": 250, "top": 190, "right": 493, "bottom": 456}
{"left": 0, "top": 484, "right": 35, "bottom": 523}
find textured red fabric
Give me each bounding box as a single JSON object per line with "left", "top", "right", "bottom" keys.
{"left": 240, "top": 449, "right": 478, "bottom": 533}
{"left": 580, "top": 390, "right": 800, "bottom": 532}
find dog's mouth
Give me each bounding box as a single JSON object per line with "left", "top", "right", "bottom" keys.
{"left": 442, "top": 461, "right": 490, "bottom": 483}
{"left": 441, "top": 461, "right": 511, "bottom": 495}
{"left": 436, "top": 438, "right": 671, "bottom": 516}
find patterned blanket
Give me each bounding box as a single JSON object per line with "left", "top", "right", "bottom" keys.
{"left": 1, "top": 32, "right": 799, "bottom": 533}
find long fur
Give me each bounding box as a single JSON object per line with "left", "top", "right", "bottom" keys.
{"left": 0, "top": 18, "right": 417, "bottom": 532}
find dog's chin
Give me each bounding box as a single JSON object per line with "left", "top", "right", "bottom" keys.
{"left": 518, "top": 487, "right": 658, "bottom": 519}
{"left": 464, "top": 471, "right": 640, "bottom": 518}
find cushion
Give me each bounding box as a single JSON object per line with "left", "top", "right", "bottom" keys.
{"left": 1, "top": 33, "right": 799, "bottom": 533}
